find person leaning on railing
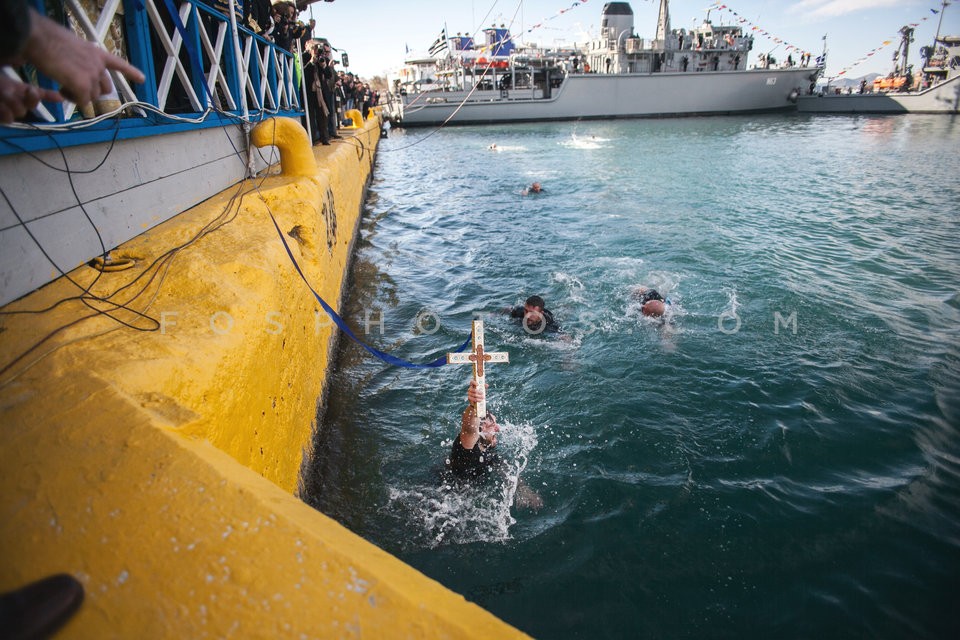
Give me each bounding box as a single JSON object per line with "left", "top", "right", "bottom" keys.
{"left": 0, "top": 0, "right": 144, "bottom": 124}
{"left": 211, "top": 0, "right": 243, "bottom": 24}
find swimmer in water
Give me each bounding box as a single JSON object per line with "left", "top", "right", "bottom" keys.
{"left": 633, "top": 286, "right": 668, "bottom": 318}
{"left": 446, "top": 379, "right": 543, "bottom": 510}
{"left": 505, "top": 294, "right": 561, "bottom": 335}
{"left": 446, "top": 379, "right": 502, "bottom": 481}
{"left": 521, "top": 181, "right": 543, "bottom": 195}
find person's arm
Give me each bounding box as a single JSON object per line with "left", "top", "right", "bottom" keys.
{"left": 0, "top": 71, "right": 61, "bottom": 123}
{"left": 459, "top": 405, "right": 480, "bottom": 450}
{"left": 543, "top": 309, "right": 562, "bottom": 333}
{"left": 0, "top": 1, "right": 60, "bottom": 123}
{"left": 19, "top": 8, "right": 145, "bottom": 105}
{"left": 459, "top": 380, "right": 483, "bottom": 450}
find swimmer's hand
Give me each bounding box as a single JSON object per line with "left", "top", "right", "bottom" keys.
{"left": 514, "top": 480, "right": 543, "bottom": 511}
{"left": 467, "top": 379, "right": 487, "bottom": 405}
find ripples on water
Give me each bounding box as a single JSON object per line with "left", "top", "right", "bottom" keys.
{"left": 303, "top": 115, "right": 960, "bottom": 639}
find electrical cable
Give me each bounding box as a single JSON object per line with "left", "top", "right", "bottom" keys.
{"left": 0, "top": 176, "right": 263, "bottom": 383}
{"left": 0, "top": 105, "right": 269, "bottom": 381}
{"left": 0, "top": 6, "right": 368, "bottom": 381}
{"left": 0, "top": 118, "right": 121, "bottom": 303}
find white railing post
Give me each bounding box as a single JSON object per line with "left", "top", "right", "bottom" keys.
{"left": 227, "top": 0, "right": 249, "bottom": 120}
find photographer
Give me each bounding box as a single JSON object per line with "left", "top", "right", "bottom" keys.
{"left": 272, "top": 1, "right": 306, "bottom": 52}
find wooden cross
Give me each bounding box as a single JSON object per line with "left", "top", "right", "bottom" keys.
{"left": 447, "top": 320, "right": 509, "bottom": 418}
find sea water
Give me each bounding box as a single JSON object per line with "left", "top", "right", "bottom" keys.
{"left": 302, "top": 114, "right": 960, "bottom": 639}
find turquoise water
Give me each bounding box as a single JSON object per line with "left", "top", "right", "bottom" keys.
{"left": 303, "top": 115, "right": 960, "bottom": 639}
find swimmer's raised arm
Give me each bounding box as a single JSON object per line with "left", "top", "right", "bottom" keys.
{"left": 461, "top": 379, "right": 492, "bottom": 449}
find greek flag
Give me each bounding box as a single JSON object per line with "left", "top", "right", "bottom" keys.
{"left": 429, "top": 28, "right": 449, "bottom": 56}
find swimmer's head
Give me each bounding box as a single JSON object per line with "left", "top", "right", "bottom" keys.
{"left": 642, "top": 300, "right": 666, "bottom": 318}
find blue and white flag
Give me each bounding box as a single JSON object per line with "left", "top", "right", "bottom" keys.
{"left": 429, "top": 28, "right": 449, "bottom": 56}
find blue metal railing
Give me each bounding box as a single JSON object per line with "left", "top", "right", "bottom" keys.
{"left": 0, "top": 0, "right": 304, "bottom": 155}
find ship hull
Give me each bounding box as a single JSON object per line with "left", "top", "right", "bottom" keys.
{"left": 797, "top": 75, "right": 960, "bottom": 114}
{"left": 398, "top": 67, "right": 818, "bottom": 126}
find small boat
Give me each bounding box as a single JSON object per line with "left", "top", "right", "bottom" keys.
{"left": 797, "top": 1, "right": 959, "bottom": 114}
{"left": 387, "top": 1, "right": 822, "bottom": 127}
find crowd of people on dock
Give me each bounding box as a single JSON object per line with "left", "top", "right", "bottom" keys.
{"left": 222, "top": 0, "right": 382, "bottom": 141}
{"left": 301, "top": 40, "right": 380, "bottom": 145}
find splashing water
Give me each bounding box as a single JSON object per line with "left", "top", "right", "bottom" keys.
{"left": 385, "top": 420, "right": 539, "bottom": 548}
{"left": 307, "top": 115, "right": 960, "bottom": 640}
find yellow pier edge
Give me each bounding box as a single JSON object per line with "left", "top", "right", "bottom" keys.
{"left": 0, "top": 116, "right": 530, "bottom": 639}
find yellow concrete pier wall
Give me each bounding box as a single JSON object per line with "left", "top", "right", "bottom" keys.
{"left": 0, "top": 117, "right": 529, "bottom": 638}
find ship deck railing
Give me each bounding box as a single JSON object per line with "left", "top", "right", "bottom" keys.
{"left": 0, "top": 0, "right": 304, "bottom": 156}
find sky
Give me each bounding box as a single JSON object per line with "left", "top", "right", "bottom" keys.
{"left": 305, "top": 0, "right": 959, "bottom": 81}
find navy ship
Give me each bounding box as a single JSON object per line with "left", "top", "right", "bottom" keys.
{"left": 390, "top": 1, "right": 821, "bottom": 127}
{"left": 798, "top": 1, "right": 959, "bottom": 115}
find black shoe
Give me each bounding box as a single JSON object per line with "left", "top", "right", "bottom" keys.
{"left": 322, "top": 141, "right": 331, "bottom": 145}
{"left": 0, "top": 574, "right": 84, "bottom": 640}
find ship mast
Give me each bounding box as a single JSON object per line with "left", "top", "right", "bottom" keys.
{"left": 893, "top": 25, "right": 914, "bottom": 76}
{"left": 656, "top": 0, "right": 670, "bottom": 42}
{"left": 928, "top": 0, "right": 949, "bottom": 55}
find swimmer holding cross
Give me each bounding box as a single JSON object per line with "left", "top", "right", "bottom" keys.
{"left": 445, "top": 320, "right": 541, "bottom": 508}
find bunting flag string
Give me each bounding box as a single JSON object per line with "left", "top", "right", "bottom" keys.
{"left": 453, "top": 0, "right": 944, "bottom": 79}
{"left": 514, "top": 0, "right": 590, "bottom": 41}
{"left": 824, "top": 4, "right": 946, "bottom": 81}
{"left": 714, "top": 2, "right": 947, "bottom": 82}
{"left": 709, "top": 2, "right": 812, "bottom": 60}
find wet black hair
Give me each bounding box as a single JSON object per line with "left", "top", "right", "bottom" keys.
{"left": 525, "top": 295, "right": 545, "bottom": 309}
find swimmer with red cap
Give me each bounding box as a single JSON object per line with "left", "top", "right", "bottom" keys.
{"left": 633, "top": 287, "right": 668, "bottom": 318}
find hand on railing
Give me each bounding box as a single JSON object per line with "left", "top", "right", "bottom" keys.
{"left": 21, "top": 8, "right": 145, "bottom": 106}
{"left": 0, "top": 70, "right": 61, "bottom": 123}
{"left": 2, "top": 1, "right": 302, "bottom": 126}
{"left": 1, "top": 4, "right": 146, "bottom": 122}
